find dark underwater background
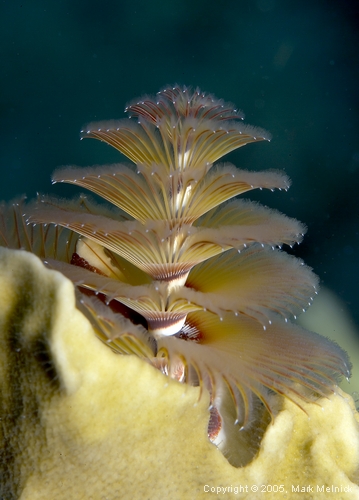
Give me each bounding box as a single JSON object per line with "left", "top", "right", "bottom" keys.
{"left": 1, "top": 0, "right": 358, "bottom": 376}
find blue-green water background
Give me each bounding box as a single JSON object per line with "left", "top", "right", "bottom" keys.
{"left": 1, "top": 0, "right": 358, "bottom": 332}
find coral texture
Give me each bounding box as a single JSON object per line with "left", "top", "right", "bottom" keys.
{"left": 0, "top": 248, "right": 358, "bottom": 499}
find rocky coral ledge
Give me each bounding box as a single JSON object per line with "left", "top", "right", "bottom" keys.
{"left": 0, "top": 247, "right": 358, "bottom": 499}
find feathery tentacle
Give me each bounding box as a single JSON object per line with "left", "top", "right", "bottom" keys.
{"left": 1, "top": 85, "right": 350, "bottom": 447}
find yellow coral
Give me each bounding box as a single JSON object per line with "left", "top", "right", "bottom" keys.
{"left": 0, "top": 247, "right": 358, "bottom": 499}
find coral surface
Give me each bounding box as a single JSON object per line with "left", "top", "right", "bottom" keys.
{"left": 0, "top": 247, "right": 358, "bottom": 500}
